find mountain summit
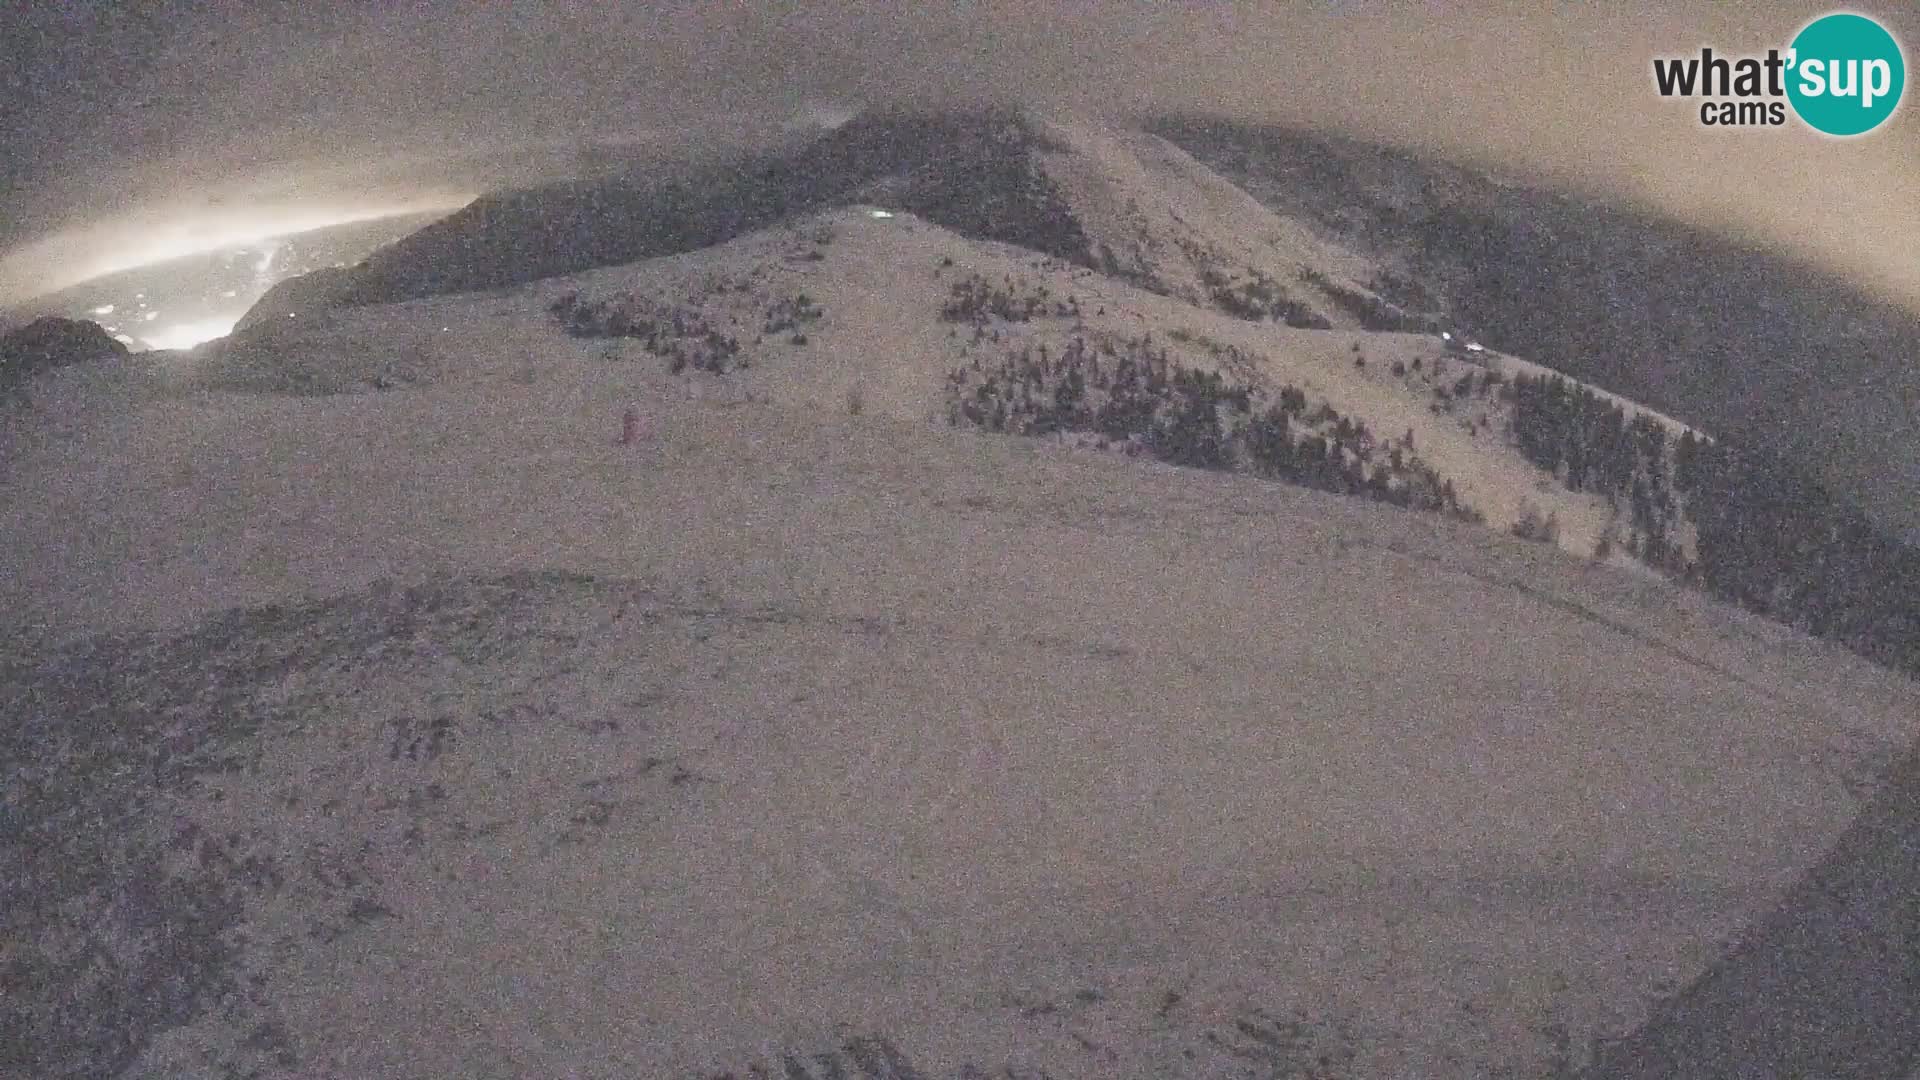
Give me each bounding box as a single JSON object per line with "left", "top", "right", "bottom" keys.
{"left": 243, "top": 108, "right": 1428, "bottom": 336}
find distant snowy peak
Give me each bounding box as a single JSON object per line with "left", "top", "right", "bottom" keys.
{"left": 236, "top": 107, "right": 1433, "bottom": 336}
{"left": 1013, "top": 113, "right": 1424, "bottom": 331}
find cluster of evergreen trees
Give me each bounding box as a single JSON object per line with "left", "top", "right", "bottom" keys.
{"left": 1298, "top": 268, "right": 1435, "bottom": 333}
{"left": 549, "top": 292, "right": 743, "bottom": 374}
{"left": 939, "top": 274, "right": 1079, "bottom": 325}
{"left": 1507, "top": 371, "right": 1686, "bottom": 567}
{"left": 946, "top": 333, "right": 1477, "bottom": 521}
{"left": 1678, "top": 440, "right": 1920, "bottom": 674}
{"left": 1506, "top": 368, "right": 1920, "bottom": 677}
{"left": 1196, "top": 265, "right": 1330, "bottom": 328}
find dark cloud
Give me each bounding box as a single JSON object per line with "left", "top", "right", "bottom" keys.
{"left": 4, "top": 1, "right": 1916, "bottom": 308}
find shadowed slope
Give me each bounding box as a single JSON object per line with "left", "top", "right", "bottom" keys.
{"left": 1581, "top": 737, "right": 1920, "bottom": 1079}
{"left": 1152, "top": 117, "right": 1920, "bottom": 546}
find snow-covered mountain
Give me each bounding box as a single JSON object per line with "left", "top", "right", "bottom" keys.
{"left": 245, "top": 109, "right": 1424, "bottom": 333}
{"left": 7, "top": 107, "right": 1920, "bottom": 1079}
{"left": 226, "top": 106, "right": 1711, "bottom": 573}
{"left": 233, "top": 106, "right": 1914, "bottom": 660}
{"left": 1152, "top": 116, "right": 1920, "bottom": 550}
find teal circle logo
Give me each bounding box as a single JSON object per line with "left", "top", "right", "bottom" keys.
{"left": 1786, "top": 12, "right": 1905, "bottom": 136}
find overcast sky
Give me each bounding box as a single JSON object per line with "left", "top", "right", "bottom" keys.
{"left": 2, "top": 1, "right": 1915, "bottom": 308}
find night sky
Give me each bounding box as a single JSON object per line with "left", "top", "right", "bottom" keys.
{"left": 3, "top": 2, "right": 1916, "bottom": 311}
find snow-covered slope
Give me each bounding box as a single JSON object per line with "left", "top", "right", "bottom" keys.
{"left": 223, "top": 107, "right": 1690, "bottom": 569}
{"left": 242, "top": 203, "right": 1678, "bottom": 567}
{"left": 1022, "top": 114, "right": 1414, "bottom": 330}
{"left": 1155, "top": 116, "right": 1920, "bottom": 549}
{"left": 5, "top": 294, "right": 1919, "bottom": 1076}
{"left": 7, "top": 112, "right": 1910, "bottom": 1080}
